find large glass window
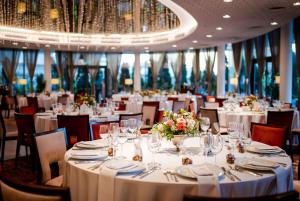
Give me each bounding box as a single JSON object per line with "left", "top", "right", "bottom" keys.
{"left": 182, "top": 51, "right": 195, "bottom": 86}
{"left": 157, "top": 53, "right": 175, "bottom": 90}
{"left": 140, "top": 53, "right": 152, "bottom": 90}
{"left": 118, "top": 53, "right": 135, "bottom": 92}
{"left": 224, "top": 44, "right": 235, "bottom": 93}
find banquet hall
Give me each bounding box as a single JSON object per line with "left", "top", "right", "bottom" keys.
{"left": 0, "top": 0, "right": 300, "bottom": 200}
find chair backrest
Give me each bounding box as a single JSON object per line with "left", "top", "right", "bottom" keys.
{"left": 15, "top": 113, "right": 35, "bottom": 146}
{"left": 173, "top": 101, "right": 185, "bottom": 113}
{"left": 89, "top": 121, "right": 119, "bottom": 140}
{"left": 167, "top": 97, "right": 178, "bottom": 102}
{"left": 206, "top": 95, "right": 215, "bottom": 102}
{"left": 0, "top": 174, "right": 71, "bottom": 201}
{"left": 119, "top": 113, "right": 143, "bottom": 121}
{"left": 215, "top": 98, "right": 227, "bottom": 107}
{"left": 121, "top": 97, "right": 129, "bottom": 101}
{"left": 26, "top": 97, "right": 39, "bottom": 113}
{"left": 282, "top": 103, "right": 291, "bottom": 109}
{"left": 189, "top": 103, "right": 195, "bottom": 113}
{"left": 199, "top": 108, "right": 219, "bottom": 127}
{"left": 114, "top": 101, "right": 126, "bottom": 111}
{"left": 57, "top": 96, "right": 68, "bottom": 105}
{"left": 205, "top": 102, "right": 220, "bottom": 109}
{"left": 34, "top": 128, "right": 68, "bottom": 184}
{"left": 142, "top": 105, "right": 158, "bottom": 127}
{"left": 267, "top": 110, "right": 294, "bottom": 130}
{"left": 251, "top": 123, "right": 288, "bottom": 148}
{"left": 184, "top": 98, "right": 191, "bottom": 110}
{"left": 0, "top": 109, "right": 6, "bottom": 140}
{"left": 57, "top": 115, "right": 90, "bottom": 146}
{"left": 196, "top": 96, "right": 205, "bottom": 111}
{"left": 19, "top": 106, "right": 36, "bottom": 114}
{"left": 183, "top": 191, "right": 299, "bottom": 201}
{"left": 143, "top": 101, "right": 160, "bottom": 108}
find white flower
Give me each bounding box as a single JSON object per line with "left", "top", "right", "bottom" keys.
{"left": 157, "top": 124, "right": 164, "bottom": 132}
{"left": 187, "top": 119, "right": 195, "bottom": 128}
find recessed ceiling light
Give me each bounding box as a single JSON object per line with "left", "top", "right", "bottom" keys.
{"left": 172, "top": 44, "right": 177, "bottom": 48}
{"left": 145, "top": 50, "right": 149, "bottom": 53}
{"left": 206, "top": 34, "right": 213, "bottom": 38}
{"left": 224, "top": 0, "right": 233, "bottom": 2}
{"left": 192, "top": 40, "right": 198, "bottom": 43}
{"left": 111, "top": 46, "right": 116, "bottom": 50}
{"left": 293, "top": 2, "right": 300, "bottom": 6}
{"left": 144, "top": 47, "right": 149, "bottom": 50}
{"left": 45, "top": 44, "right": 50, "bottom": 47}
{"left": 270, "top": 21, "right": 278, "bottom": 26}
{"left": 189, "top": 47, "right": 194, "bottom": 50}
{"left": 12, "top": 42, "right": 18, "bottom": 45}
{"left": 22, "top": 46, "right": 27, "bottom": 49}
{"left": 216, "top": 27, "right": 223, "bottom": 30}
{"left": 79, "top": 46, "right": 85, "bottom": 49}
{"left": 223, "top": 14, "right": 231, "bottom": 19}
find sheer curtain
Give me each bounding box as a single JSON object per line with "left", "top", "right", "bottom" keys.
{"left": 204, "top": 47, "right": 216, "bottom": 94}
{"left": 107, "top": 53, "right": 121, "bottom": 94}
{"left": 56, "top": 51, "right": 66, "bottom": 88}
{"left": 192, "top": 50, "right": 199, "bottom": 87}
{"left": 24, "top": 50, "right": 39, "bottom": 93}
{"left": 232, "top": 42, "right": 242, "bottom": 92}
{"left": 268, "top": 28, "right": 280, "bottom": 76}
{"left": 254, "top": 35, "right": 266, "bottom": 98}
{"left": 294, "top": 16, "right": 300, "bottom": 109}
{"left": 150, "top": 53, "right": 165, "bottom": 89}
{"left": 245, "top": 40, "right": 253, "bottom": 95}
{"left": 0, "top": 49, "right": 20, "bottom": 95}
{"left": 171, "top": 52, "right": 183, "bottom": 91}
{"left": 87, "top": 53, "right": 101, "bottom": 95}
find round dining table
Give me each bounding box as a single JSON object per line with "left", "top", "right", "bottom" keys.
{"left": 63, "top": 136, "right": 294, "bottom": 201}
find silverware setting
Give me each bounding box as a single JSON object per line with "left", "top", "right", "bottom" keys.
{"left": 221, "top": 167, "right": 241, "bottom": 181}
{"left": 139, "top": 169, "right": 156, "bottom": 179}
{"left": 229, "top": 165, "right": 263, "bottom": 177}
{"left": 163, "top": 170, "right": 170, "bottom": 181}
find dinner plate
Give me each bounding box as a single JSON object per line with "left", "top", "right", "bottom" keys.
{"left": 104, "top": 160, "right": 145, "bottom": 174}
{"left": 36, "top": 112, "right": 51, "bottom": 116}
{"left": 175, "top": 163, "right": 224, "bottom": 180}
{"left": 69, "top": 151, "right": 108, "bottom": 160}
{"left": 76, "top": 141, "right": 108, "bottom": 149}
{"left": 235, "top": 157, "right": 280, "bottom": 171}
{"left": 246, "top": 145, "right": 282, "bottom": 154}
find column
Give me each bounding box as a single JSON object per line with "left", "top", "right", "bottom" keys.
{"left": 217, "top": 45, "right": 226, "bottom": 97}
{"left": 44, "top": 48, "right": 52, "bottom": 92}
{"left": 134, "top": 52, "right": 141, "bottom": 91}
{"left": 279, "top": 22, "right": 293, "bottom": 103}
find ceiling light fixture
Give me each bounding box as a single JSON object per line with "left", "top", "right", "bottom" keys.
{"left": 293, "top": 2, "right": 300, "bottom": 6}
{"left": 145, "top": 50, "right": 149, "bottom": 53}
{"left": 223, "top": 14, "right": 231, "bottom": 19}
{"left": 270, "top": 21, "right": 278, "bottom": 26}
{"left": 216, "top": 27, "right": 223, "bottom": 30}
{"left": 45, "top": 44, "right": 50, "bottom": 47}
{"left": 22, "top": 46, "right": 27, "bottom": 49}
{"left": 206, "top": 34, "right": 213, "bottom": 38}
{"left": 192, "top": 40, "right": 198, "bottom": 43}
{"left": 144, "top": 47, "right": 149, "bottom": 50}
{"left": 189, "top": 47, "right": 194, "bottom": 50}
{"left": 79, "top": 46, "right": 85, "bottom": 49}
{"left": 111, "top": 47, "right": 116, "bottom": 50}
{"left": 12, "top": 42, "right": 18, "bottom": 45}
{"left": 172, "top": 44, "right": 177, "bottom": 47}
{"left": 224, "top": 0, "right": 233, "bottom": 2}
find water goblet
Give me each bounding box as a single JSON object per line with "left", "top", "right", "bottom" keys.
{"left": 147, "top": 132, "right": 162, "bottom": 169}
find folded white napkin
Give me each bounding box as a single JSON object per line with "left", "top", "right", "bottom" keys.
{"left": 272, "top": 167, "right": 288, "bottom": 193}
{"left": 105, "top": 160, "right": 134, "bottom": 170}
{"left": 191, "top": 166, "right": 214, "bottom": 176}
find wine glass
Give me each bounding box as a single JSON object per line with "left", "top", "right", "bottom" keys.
{"left": 120, "top": 120, "right": 129, "bottom": 135}
{"left": 147, "top": 132, "right": 162, "bottom": 169}
{"left": 128, "top": 118, "right": 137, "bottom": 134}
{"left": 199, "top": 132, "right": 212, "bottom": 157}
{"left": 200, "top": 117, "right": 210, "bottom": 133}
{"left": 227, "top": 122, "right": 239, "bottom": 153}
{"left": 241, "top": 130, "right": 252, "bottom": 147}
{"left": 210, "top": 134, "right": 224, "bottom": 163}
{"left": 99, "top": 125, "right": 109, "bottom": 140}
{"left": 111, "top": 126, "right": 120, "bottom": 158}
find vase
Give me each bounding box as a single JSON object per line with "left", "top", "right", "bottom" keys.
{"left": 171, "top": 135, "right": 186, "bottom": 152}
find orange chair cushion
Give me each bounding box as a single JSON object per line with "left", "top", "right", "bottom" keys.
{"left": 251, "top": 125, "right": 286, "bottom": 147}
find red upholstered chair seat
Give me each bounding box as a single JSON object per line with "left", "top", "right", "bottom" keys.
{"left": 20, "top": 106, "right": 35, "bottom": 114}
{"left": 90, "top": 121, "right": 119, "bottom": 140}
{"left": 251, "top": 124, "right": 287, "bottom": 148}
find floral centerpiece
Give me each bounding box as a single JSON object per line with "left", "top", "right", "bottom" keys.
{"left": 140, "top": 89, "right": 160, "bottom": 97}
{"left": 243, "top": 95, "right": 257, "bottom": 110}
{"left": 226, "top": 91, "right": 236, "bottom": 98}
{"left": 151, "top": 109, "right": 199, "bottom": 151}
{"left": 79, "top": 94, "right": 96, "bottom": 106}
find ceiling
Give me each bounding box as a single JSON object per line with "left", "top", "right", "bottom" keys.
{"left": 0, "top": 0, "right": 299, "bottom": 52}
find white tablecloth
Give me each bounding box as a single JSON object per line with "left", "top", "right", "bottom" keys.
{"left": 64, "top": 137, "right": 294, "bottom": 201}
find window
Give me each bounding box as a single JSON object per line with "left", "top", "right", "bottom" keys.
{"left": 225, "top": 44, "right": 235, "bottom": 93}
{"left": 157, "top": 53, "right": 175, "bottom": 90}
{"left": 118, "top": 53, "right": 135, "bottom": 92}
{"left": 182, "top": 51, "right": 195, "bottom": 86}
{"left": 140, "top": 53, "right": 152, "bottom": 90}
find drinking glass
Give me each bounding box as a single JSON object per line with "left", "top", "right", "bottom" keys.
{"left": 111, "top": 126, "right": 120, "bottom": 158}
{"left": 128, "top": 118, "right": 137, "bottom": 134}
{"left": 227, "top": 122, "right": 239, "bottom": 153}
{"left": 199, "top": 132, "right": 212, "bottom": 157}
{"left": 200, "top": 117, "right": 210, "bottom": 133}
{"left": 147, "top": 132, "right": 162, "bottom": 169}
{"left": 241, "top": 130, "right": 252, "bottom": 147}
{"left": 120, "top": 120, "right": 129, "bottom": 134}
{"left": 99, "top": 125, "right": 109, "bottom": 140}
{"left": 210, "top": 134, "right": 223, "bottom": 163}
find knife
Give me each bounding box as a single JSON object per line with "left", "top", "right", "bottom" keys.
{"left": 221, "top": 167, "right": 235, "bottom": 181}
{"left": 139, "top": 169, "right": 156, "bottom": 179}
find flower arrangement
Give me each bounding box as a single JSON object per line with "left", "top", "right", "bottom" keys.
{"left": 79, "top": 95, "right": 96, "bottom": 106}
{"left": 151, "top": 109, "right": 199, "bottom": 140}
{"left": 226, "top": 91, "right": 236, "bottom": 97}
{"left": 243, "top": 95, "right": 257, "bottom": 109}
{"left": 140, "top": 89, "right": 160, "bottom": 97}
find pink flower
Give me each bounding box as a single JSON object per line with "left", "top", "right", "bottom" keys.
{"left": 176, "top": 118, "right": 186, "bottom": 131}
{"left": 164, "top": 120, "right": 174, "bottom": 127}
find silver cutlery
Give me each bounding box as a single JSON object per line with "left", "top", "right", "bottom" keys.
{"left": 230, "top": 165, "right": 262, "bottom": 177}
{"left": 132, "top": 170, "right": 147, "bottom": 178}
{"left": 170, "top": 171, "right": 179, "bottom": 182}
{"left": 139, "top": 169, "right": 156, "bottom": 179}
{"left": 221, "top": 167, "right": 235, "bottom": 181}
{"left": 163, "top": 170, "right": 170, "bottom": 181}
{"left": 74, "top": 160, "right": 101, "bottom": 164}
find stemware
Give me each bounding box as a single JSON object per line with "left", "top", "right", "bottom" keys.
{"left": 210, "top": 134, "right": 223, "bottom": 163}
{"left": 241, "top": 130, "right": 252, "bottom": 147}
{"left": 200, "top": 117, "right": 210, "bottom": 133}
{"left": 99, "top": 125, "right": 109, "bottom": 140}
{"left": 147, "top": 132, "right": 162, "bottom": 169}
{"left": 227, "top": 122, "right": 239, "bottom": 153}
{"left": 128, "top": 118, "right": 137, "bottom": 134}
{"left": 120, "top": 120, "right": 129, "bottom": 134}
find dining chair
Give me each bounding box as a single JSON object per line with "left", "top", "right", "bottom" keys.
{"left": 57, "top": 115, "right": 91, "bottom": 147}
{"left": 167, "top": 97, "right": 179, "bottom": 102}
{"left": 89, "top": 121, "right": 119, "bottom": 140}
{"left": 34, "top": 128, "right": 68, "bottom": 186}
{"left": 184, "top": 98, "right": 191, "bottom": 110}
{"left": 157, "top": 110, "right": 165, "bottom": 122}
{"left": 215, "top": 97, "right": 227, "bottom": 107}
{"left": 206, "top": 95, "right": 215, "bottom": 102}
{"left": 196, "top": 96, "right": 205, "bottom": 114}
{"left": 143, "top": 101, "right": 160, "bottom": 122}
{"left": 189, "top": 102, "right": 195, "bottom": 113}
{"left": 114, "top": 101, "right": 126, "bottom": 111}
{"left": 292, "top": 128, "right": 300, "bottom": 179}
{"left": 14, "top": 112, "right": 36, "bottom": 168}
{"left": 57, "top": 95, "right": 69, "bottom": 105}
{"left": 266, "top": 110, "right": 294, "bottom": 155}
{"left": 142, "top": 104, "right": 159, "bottom": 128}
{"left": 19, "top": 106, "right": 36, "bottom": 115}
{"left": 173, "top": 101, "right": 185, "bottom": 113}
{"left": 121, "top": 97, "right": 129, "bottom": 101}
{"left": 119, "top": 113, "right": 143, "bottom": 121}
{"left": 282, "top": 103, "right": 292, "bottom": 109}
{"left": 0, "top": 109, "right": 18, "bottom": 162}
{"left": 0, "top": 174, "right": 71, "bottom": 201}
{"left": 183, "top": 191, "right": 299, "bottom": 201}
{"left": 250, "top": 123, "right": 288, "bottom": 149}
{"left": 199, "top": 108, "right": 219, "bottom": 128}
{"left": 26, "top": 97, "right": 39, "bottom": 113}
